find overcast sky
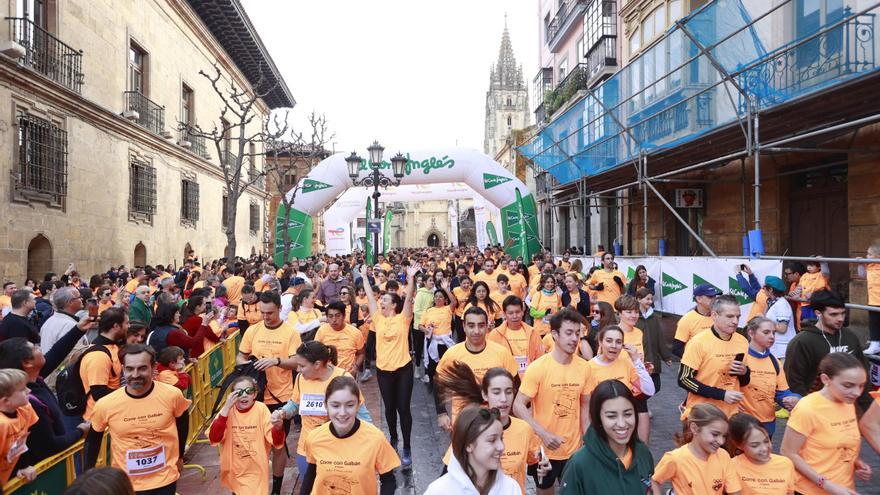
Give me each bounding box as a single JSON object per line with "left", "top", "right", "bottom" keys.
{"left": 242, "top": 0, "right": 537, "bottom": 155}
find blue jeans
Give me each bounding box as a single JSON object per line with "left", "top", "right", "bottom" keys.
{"left": 61, "top": 414, "right": 85, "bottom": 474}
{"left": 296, "top": 453, "right": 308, "bottom": 480}
{"left": 761, "top": 420, "right": 777, "bottom": 439}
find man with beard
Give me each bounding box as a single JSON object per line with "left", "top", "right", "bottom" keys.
{"left": 84, "top": 343, "right": 191, "bottom": 495}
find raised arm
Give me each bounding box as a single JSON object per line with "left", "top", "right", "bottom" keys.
{"left": 363, "top": 277, "right": 379, "bottom": 316}
{"left": 400, "top": 264, "right": 420, "bottom": 319}
{"left": 440, "top": 278, "right": 456, "bottom": 311}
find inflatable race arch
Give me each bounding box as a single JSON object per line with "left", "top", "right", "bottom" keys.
{"left": 273, "top": 148, "right": 540, "bottom": 263}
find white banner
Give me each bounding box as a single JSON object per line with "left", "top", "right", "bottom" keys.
{"left": 562, "top": 256, "right": 782, "bottom": 325}
{"left": 448, "top": 204, "right": 459, "bottom": 247}
{"left": 325, "top": 225, "right": 350, "bottom": 256}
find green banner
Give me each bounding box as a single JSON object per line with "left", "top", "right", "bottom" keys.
{"left": 500, "top": 192, "right": 540, "bottom": 260}
{"left": 209, "top": 349, "right": 224, "bottom": 387}
{"left": 383, "top": 209, "right": 392, "bottom": 256}
{"left": 272, "top": 204, "right": 312, "bottom": 265}
{"left": 486, "top": 220, "right": 498, "bottom": 246}
{"left": 365, "top": 197, "right": 374, "bottom": 266}
{"left": 8, "top": 456, "right": 68, "bottom": 495}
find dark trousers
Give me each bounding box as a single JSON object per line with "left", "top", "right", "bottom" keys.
{"left": 377, "top": 361, "right": 414, "bottom": 450}
{"left": 870, "top": 310, "right": 880, "bottom": 341}
{"left": 411, "top": 325, "right": 425, "bottom": 368}
{"left": 364, "top": 331, "right": 376, "bottom": 367}
{"left": 136, "top": 482, "right": 177, "bottom": 495}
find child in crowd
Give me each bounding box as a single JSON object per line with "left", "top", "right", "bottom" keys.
{"left": 727, "top": 413, "right": 796, "bottom": 495}
{"left": 796, "top": 259, "right": 830, "bottom": 321}
{"left": 209, "top": 376, "right": 285, "bottom": 495}
{"left": 652, "top": 403, "right": 742, "bottom": 495}
{"left": 865, "top": 243, "right": 880, "bottom": 355}
{"left": 156, "top": 346, "right": 191, "bottom": 391}
{"left": 0, "top": 369, "right": 38, "bottom": 486}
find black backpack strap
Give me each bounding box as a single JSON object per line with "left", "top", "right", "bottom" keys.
{"left": 768, "top": 353, "right": 780, "bottom": 375}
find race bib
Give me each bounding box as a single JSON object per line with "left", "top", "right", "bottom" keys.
{"left": 6, "top": 434, "right": 28, "bottom": 462}
{"left": 126, "top": 445, "right": 166, "bottom": 476}
{"left": 515, "top": 356, "right": 529, "bottom": 373}
{"left": 300, "top": 393, "right": 326, "bottom": 416}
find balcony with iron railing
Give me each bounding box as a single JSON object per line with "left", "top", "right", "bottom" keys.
{"left": 123, "top": 91, "right": 165, "bottom": 136}
{"left": 543, "top": 63, "right": 589, "bottom": 119}
{"left": 547, "top": 0, "right": 588, "bottom": 52}
{"left": 6, "top": 17, "right": 83, "bottom": 92}
{"left": 584, "top": 35, "right": 618, "bottom": 87}
{"left": 178, "top": 127, "right": 207, "bottom": 158}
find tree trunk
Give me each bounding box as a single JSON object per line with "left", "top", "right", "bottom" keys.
{"left": 226, "top": 195, "right": 238, "bottom": 259}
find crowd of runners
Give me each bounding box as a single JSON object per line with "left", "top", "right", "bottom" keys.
{"left": 0, "top": 245, "right": 879, "bottom": 494}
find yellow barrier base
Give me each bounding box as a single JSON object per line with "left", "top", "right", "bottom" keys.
{"left": 182, "top": 463, "right": 207, "bottom": 480}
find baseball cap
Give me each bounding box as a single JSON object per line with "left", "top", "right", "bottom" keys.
{"left": 693, "top": 284, "right": 722, "bottom": 297}
{"left": 764, "top": 276, "right": 786, "bottom": 293}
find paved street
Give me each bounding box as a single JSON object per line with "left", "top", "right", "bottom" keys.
{"left": 180, "top": 359, "right": 880, "bottom": 494}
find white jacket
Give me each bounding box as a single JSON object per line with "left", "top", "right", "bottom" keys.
{"left": 424, "top": 452, "right": 521, "bottom": 495}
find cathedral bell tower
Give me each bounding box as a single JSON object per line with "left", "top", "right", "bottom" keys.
{"left": 484, "top": 17, "right": 530, "bottom": 157}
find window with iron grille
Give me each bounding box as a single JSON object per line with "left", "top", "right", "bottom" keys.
{"left": 129, "top": 156, "right": 156, "bottom": 224}
{"left": 221, "top": 194, "right": 229, "bottom": 232}
{"left": 249, "top": 203, "right": 259, "bottom": 235}
{"left": 16, "top": 112, "right": 68, "bottom": 206}
{"left": 181, "top": 179, "right": 199, "bottom": 227}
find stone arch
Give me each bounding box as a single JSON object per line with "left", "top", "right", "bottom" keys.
{"left": 423, "top": 228, "right": 445, "bottom": 248}
{"left": 275, "top": 148, "right": 539, "bottom": 261}
{"left": 134, "top": 242, "right": 147, "bottom": 267}
{"left": 27, "top": 234, "right": 52, "bottom": 282}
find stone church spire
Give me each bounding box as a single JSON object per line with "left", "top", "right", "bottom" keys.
{"left": 491, "top": 18, "right": 525, "bottom": 90}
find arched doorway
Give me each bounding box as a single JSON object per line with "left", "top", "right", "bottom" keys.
{"left": 427, "top": 233, "right": 440, "bottom": 247}
{"left": 27, "top": 235, "right": 52, "bottom": 281}
{"left": 184, "top": 242, "right": 193, "bottom": 261}
{"left": 134, "top": 242, "right": 147, "bottom": 267}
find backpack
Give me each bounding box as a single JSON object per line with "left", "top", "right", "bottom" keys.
{"left": 208, "top": 357, "right": 280, "bottom": 418}
{"left": 55, "top": 345, "right": 115, "bottom": 417}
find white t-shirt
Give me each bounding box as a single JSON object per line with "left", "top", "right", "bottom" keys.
{"left": 767, "top": 297, "right": 796, "bottom": 359}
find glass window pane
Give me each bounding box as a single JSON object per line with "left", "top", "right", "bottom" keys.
{"left": 630, "top": 28, "right": 640, "bottom": 54}
{"left": 669, "top": 0, "right": 682, "bottom": 23}
{"left": 642, "top": 15, "right": 654, "bottom": 42}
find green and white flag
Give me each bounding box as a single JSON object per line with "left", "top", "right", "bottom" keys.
{"left": 365, "top": 197, "right": 373, "bottom": 266}
{"left": 383, "top": 209, "right": 392, "bottom": 256}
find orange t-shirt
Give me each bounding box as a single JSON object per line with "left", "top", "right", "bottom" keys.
{"left": 436, "top": 342, "right": 518, "bottom": 420}
{"left": 371, "top": 312, "right": 412, "bottom": 371}
{"left": 622, "top": 326, "right": 645, "bottom": 359}
{"left": 291, "top": 366, "right": 359, "bottom": 454}
{"left": 237, "top": 302, "right": 263, "bottom": 326}
{"left": 314, "top": 323, "right": 365, "bottom": 372}
{"left": 304, "top": 420, "right": 400, "bottom": 495}
{"left": 746, "top": 290, "right": 769, "bottom": 322}
{"left": 452, "top": 287, "right": 470, "bottom": 318}
{"left": 0, "top": 403, "right": 38, "bottom": 485}
{"left": 156, "top": 369, "right": 183, "bottom": 389}
{"left": 529, "top": 290, "right": 562, "bottom": 336}
{"left": 80, "top": 343, "right": 122, "bottom": 420}
{"left": 488, "top": 321, "right": 539, "bottom": 374}
{"left": 653, "top": 445, "right": 742, "bottom": 495}
{"left": 680, "top": 329, "right": 749, "bottom": 419}
{"left": 463, "top": 301, "right": 502, "bottom": 323}
{"left": 500, "top": 417, "right": 541, "bottom": 493}
{"left": 731, "top": 453, "right": 795, "bottom": 495}
{"left": 518, "top": 353, "right": 591, "bottom": 460}
{"left": 585, "top": 356, "right": 642, "bottom": 395}
{"left": 787, "top": 391, "right": 862, "bottom": 494}
{"left": 797, "top": 271, "right": 829, "bottom": 301}
{"left": 506, "top": 273, "right": 528, "bottom": 299}
{"left": 867, "top": 263, "right": 880, "bottom": 306}
{"left": 204, "top": 320, "right": 224, "bottom": 356}
{"left": 98, "top": 300, "right": 114, "bottom": 315}
{"left": 211, "top": 402, "right": 282, "bottom": 495}
{"left": 472, "top": 270, "right": 499, "bottom": 293}
{"left": 238, "top": 321, "right": 302, "bottom": 404}
{"left": 588, "top": 269, "right": 626, "bottom": 306}
{"left": 741, "top": 353, "right": 790, "bottom": 422}
{"left": 222, "top": 276, "right": 246, "bottom": 305}
{"left": 420, "top": 306, "right": 454, "bottom": 337}
{"left": 673, "top": 309, "right": 713, "bottom": 344}
{"left": 90, "top": 382, "right": 191, "bottom": 492}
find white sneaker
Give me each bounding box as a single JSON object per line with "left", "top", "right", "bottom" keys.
{"left": 865, "top": 341, "right": 880, "bottom": 355}
{"left": 420, "top": 374, "right": 430, "bottom": 384}
{"left": 359, "top": 369, "right": 373, "bottom": 382}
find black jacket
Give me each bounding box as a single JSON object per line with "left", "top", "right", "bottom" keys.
{"left": 637, "top": 308, "right": 673, "bottom": 373}
{"left": 0, "top": 313, "right": 40, "bottom": 344}
{"left": 16, "top": 324, "right": 87, "bottom": 469}
{"left": 784, "top": 323, "right": 868, "bottom": 405}
{"left": 560, "top": 288, "right": 591, "bottom": 320}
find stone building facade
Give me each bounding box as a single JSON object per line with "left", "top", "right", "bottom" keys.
{"left": 0, "top": 0, "right": 293, "bottom": 281}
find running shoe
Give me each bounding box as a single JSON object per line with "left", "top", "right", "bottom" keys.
{"left": 775, "top": 407, "right": 789, "bottom": 419}
{"left": 865, "top": 341, "right": 880, "bottom": 355}
{"left": 401, "top": 449, "right": 412, "bottom": 467}
{"left": 359, "top": 369, "right": 373, "bottom": 382}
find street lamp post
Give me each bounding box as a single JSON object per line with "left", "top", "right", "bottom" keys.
{"left": 346, "top": 141, "right": 406, "bottom": 262}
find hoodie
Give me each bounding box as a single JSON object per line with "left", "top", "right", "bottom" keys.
{"left": 424, "top": 450, "right": 521, "bottom": 495}
{"left": 560, "top": 426, "right": 654, "bottom": 494}
{"left": 783, "top": 323, "right": 866, "bottom": 397}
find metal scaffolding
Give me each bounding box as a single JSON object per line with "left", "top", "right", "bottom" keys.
{"left": 522, "top": 0, "right": 880, "bottom": 257}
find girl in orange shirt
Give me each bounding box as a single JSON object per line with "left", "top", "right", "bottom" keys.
{"left": 209, "top": 376, "right": 285, "bottom": 495}
{"left": 526, "top": 274, "right": 562, "bottom": 336}
{"left": 434, "top": 363, "right": 550, "bottom": 492}
{"left": 728, "top": 413, "right": 795, "bottom": 495}
{"left": 652, "top": 403, "right": 742, "bottom": 495}
{"left": 586, "top": 325, "right": 655, "bottom": 444}
{"left": 463, "top": 281, "right": 502, "bottom": 328}
{"left": 780, "top": 352, "right": 871, "bottom": 494}
{"left": 300, "top": 376, "right": 400, "bottom": 495}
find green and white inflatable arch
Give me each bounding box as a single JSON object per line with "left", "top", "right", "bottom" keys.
{"left": 273, "top": 148, "right": 540, "bottom": 262}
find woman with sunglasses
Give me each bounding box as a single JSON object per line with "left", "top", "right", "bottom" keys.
{"left": 209, "top": 376, "right": 285, "bottom": 495}
{"left": 424, "top": 406, "right": 521, "bottom": 495}
{"left": 277, "top": 340, "right": 371, "bottom": 481}
{"left": 96, "top": 286, "right": 114, "bottom": 315}
{"left": 301, "top": 376, "right": 399, "bottom": 495}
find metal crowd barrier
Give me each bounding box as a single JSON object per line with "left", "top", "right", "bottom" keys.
{"left": 2, "top": 331, "right": 242, "bottom": 494}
